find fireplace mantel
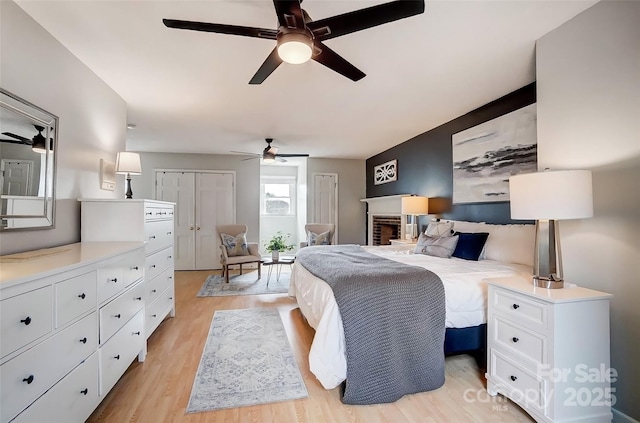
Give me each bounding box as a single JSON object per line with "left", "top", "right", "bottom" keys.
{"left": 361, "top": 194, "right": 411, "bottom": 244}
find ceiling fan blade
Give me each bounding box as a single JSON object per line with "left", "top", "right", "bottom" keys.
{"left": 312, "top": 42, "right": 365, "bottom": 81}
{"left": 1, "top": 138, "right": 31, "bottom": 145}
{"left": 163, "top": 19, "right": 277, "bottom": 40}
{"left": 249, "top": 48, "right": 283, "bottom": 84}
{"left": 308, "top": 0, "right": 424, "bottom": 41}
{"left": 230, "top": 150, "right": 261, "bottom": 156}
{"left": 273, "top": 0, "right": 306, "bottom": 29}
{"left": 276, "top": 157, "right": 287, "bottom": 163}
{"left": 1, "top": 132, "right": 31, "bottom": 143}
{"left": 275, "top": 153, "right": 309, "bottom": 157}
{"left": 241, "top": 156, "right": 261, "bottom": 161}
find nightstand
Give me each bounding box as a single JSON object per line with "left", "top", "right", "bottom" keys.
{"left": 389, "top": 239, "right": 417, "bottom": 246}
{"left": 485, "top": 277, "right": 613, "bottom": 423}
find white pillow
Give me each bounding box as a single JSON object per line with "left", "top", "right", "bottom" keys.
{"left": 414, "top": 233, "right": 459, "bottom": 258}
{"left": 482, "top": 224, "right": 535, "bottom": 267}
{"left": 424, "top": 220, "right": 455, "bottom": 237}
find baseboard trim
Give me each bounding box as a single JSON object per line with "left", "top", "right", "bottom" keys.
{"left": 613, "top": 408, "right": 639, "bottom": 423}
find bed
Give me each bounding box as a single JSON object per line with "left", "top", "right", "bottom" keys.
{"left": 289, "top": 220, "right": 534, "bottom": 398}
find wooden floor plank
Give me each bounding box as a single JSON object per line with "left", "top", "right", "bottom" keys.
{"left": 87, "top": 270, "right": 534, "bottom": 423}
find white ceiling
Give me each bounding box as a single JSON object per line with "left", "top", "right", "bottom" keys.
{"left": 16, "top": 0, "right": 597, "bottom": 160}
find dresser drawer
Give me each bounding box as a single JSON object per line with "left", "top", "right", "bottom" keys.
{"left": 0, "top": 312, "right": 97, "bottom": 423}
{"left": 489, "top": 350, "right": 546, "bottom": 413}
{"left": 491, "top": 287, "right": 548, "bottom": 330}
{"left": 144, "top": 219, "right": 174, "bottom": 255}
{"left": 99, "top": 310, "right": 145, "bottom": 395}
{"left": 146, "top": 247, "right": 174, "bottom": 281}
{"left": 122, "top": 251, "right": 145, "bottom": 287}
{"left": 147, "top": 266, "right": 174, "bottom": 304}
{"left": 145, "top": 286, "right": 174, "bottom": 337}
{"left": 492, "top": 316, "right": 547, "bottom": 365}
{"left": 99, "top": 281, "right": 145, "bottom": 345}
{"left": 12, "top": 352, "right": 99, "bottom": 423}
{"left": 144, "top": 204, "right": 174, "bottom": 222}
{"left": 55, "top": 271, "right": 97, "bottom": 328}
{"left": 0, "top": 286, "right": 53, "bottom": 358}
{"left": 97, "top": 263, "right": 125, "bottom": 305}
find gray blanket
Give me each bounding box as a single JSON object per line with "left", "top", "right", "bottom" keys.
{"left": 296, "top": 245, "right": 445, "bottom": 404}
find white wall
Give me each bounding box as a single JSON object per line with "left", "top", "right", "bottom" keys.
{"left": 0, "top": 1, "right": 127, "bottom": 255}
{"left": 307, "top": 158, "right": 367, "bottom": 245}
{"left": 537, "top": 2, "right": 640, "bottom": 420}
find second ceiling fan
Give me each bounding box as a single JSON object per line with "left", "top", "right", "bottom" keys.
{"left": 163, "top": 0, "right": 425, "bottom": 84}
{"left": 232, "top": 138, "right": 309, "bottom": 163}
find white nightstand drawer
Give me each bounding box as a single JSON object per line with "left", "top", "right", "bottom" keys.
{"left": 99, "top": 281, "right": 145, "bottom": 345}
{"left": 147, "top": 266, "right": 174, "bottom": 304}
{"left": 489, "top": 350, "right": 546, "bottom": 413}
{"left": 97, "top": 264, "right": 125, "bottom": 305}
{"left": 0, "top": 286, "right": 53, "bottom": 358}
{"left": 55, "top": 272, "right": 97, "bottom": 328}
{"left": 0, "top": 312, "right": 97, "bottom": 423}
{"left": 491, "top": 287, "right": 548, "bottom": 329}
{"left": 99, "top": 310, "right": 144, "bottom": 395}
{"left": 146, "top": 247, "right": 173, "bottom": 281}
{"left": 12, "top": 352, "right": 99, "bottom": 423}
{"left": 145, "top": 286, "right": 174, "bottom": 337}
{"left": 492, "top": 316, "right": 547, "bottom": 365}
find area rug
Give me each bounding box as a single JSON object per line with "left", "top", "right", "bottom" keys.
{"left": 186, "top": 308, "right": 308, "bottom": 413}
{"left": 196, "top": 268, "right": 290, "bottom": 297}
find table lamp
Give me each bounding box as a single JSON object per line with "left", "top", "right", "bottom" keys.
{"left": 401, "top": 196, "right": 430, "bottom": 240}
{"left": 509, "top": 169, "right": 593, "bottom": 288}
{"left": 115, "top": 152, "right": 142, "bottom": 199}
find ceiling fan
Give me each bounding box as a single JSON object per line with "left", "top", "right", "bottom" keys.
{"left": 163, "top": 0, "right": 425, "bottom": 84}
{"left": 232, "top": 138, "right": 309, "bottom": 163}
{"left": 1, "top": 125, "right": 49, "bottom": 152}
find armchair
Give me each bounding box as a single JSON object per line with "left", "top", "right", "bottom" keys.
{"left": 300, "top": 223, "right": 335, "bottom": 248}
{"left": 217, "top": 224, "right": 262, "bottom": 283}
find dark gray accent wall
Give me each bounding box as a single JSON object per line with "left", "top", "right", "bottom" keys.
{"left": 366, "top": 83, "right": 536, "bottom": 227}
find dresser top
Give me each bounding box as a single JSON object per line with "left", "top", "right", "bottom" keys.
{"left": 77, "top": 198, "right": 175, "bottom": 205}
{"left": 0, "top": 242, "right": 144, "bottom": 287}
{"left": 486, "top": 276, "right": 613, "bottom": 303}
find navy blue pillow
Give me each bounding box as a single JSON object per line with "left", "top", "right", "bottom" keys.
{"left": 452, "top": 232, "right": 489, "bottom": 261}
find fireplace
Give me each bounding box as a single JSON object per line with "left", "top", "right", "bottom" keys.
{"left": 372, "top": 216, "right": 402, "bottom": 245}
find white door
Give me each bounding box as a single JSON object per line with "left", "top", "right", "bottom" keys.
{"left": 156, "top": 170, "right": 235, "bottom": 271}
{"left": 1, "top": 159, "right": 33, "bottom": 196}
{"left": 313, "top": 173, "right": 338, "bottom": 243}
{"left": 195, "top": 173, "right": 234, "bottom": 270}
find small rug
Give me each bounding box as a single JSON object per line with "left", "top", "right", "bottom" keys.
{"left": 196, "top": 269, "right": 290, "bottom": 297}
{"left": 186, "top": 308, "right": 308, "bottom": 413}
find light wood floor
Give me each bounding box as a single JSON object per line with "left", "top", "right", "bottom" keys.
{"left": 87, "top": 270, "right": 534, "bottom": 423}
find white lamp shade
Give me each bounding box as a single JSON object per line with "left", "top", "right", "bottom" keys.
{"left": 115, "top": 152, "right": 142, "bottom": 175}
{"left": 401, "top": 196, "right": 430, "bottom": 215}
{"left": 509, "top": 170, "right": 593, "bottom": 220}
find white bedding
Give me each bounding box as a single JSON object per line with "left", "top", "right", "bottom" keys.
{"left": 288, "top": 245, "right": 532, "bottom": 389}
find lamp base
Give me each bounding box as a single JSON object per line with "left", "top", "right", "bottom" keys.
{"left": 533, "top": 276, "right": 564, "bottom": 289}
{"left": 125, "top": 174, "right": 133, "bottom": 199}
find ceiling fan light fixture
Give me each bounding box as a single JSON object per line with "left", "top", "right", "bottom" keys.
{"left": 262, "top": 155, "right": 276, "bottom": 163}
{"left": 277, "top": 32, "right": 312, "bottom": 64}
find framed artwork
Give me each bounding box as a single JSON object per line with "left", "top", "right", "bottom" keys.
{"left": 452, "top": 103, "right": 537, "bottom": 204}
{"left": 100, "top": 159, "right": 116, "bottom": 191}
{"left": 374, "top": 159, "right": 397, "bottom": 185}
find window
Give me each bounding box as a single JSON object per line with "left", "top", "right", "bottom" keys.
{"left": 261, "top": 177, "right": 296, "bottom": 215}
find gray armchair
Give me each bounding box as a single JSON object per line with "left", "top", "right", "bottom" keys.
{"left": 217, "top": 224, "right": 262, "bottom": 283}
{"left": 300, "top": 223, "right": 336, "bottom": 248}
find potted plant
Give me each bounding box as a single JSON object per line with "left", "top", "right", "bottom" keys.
{"left": 264, "top": 231, "right": 294, "bottom": 261}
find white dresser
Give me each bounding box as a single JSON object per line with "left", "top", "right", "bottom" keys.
{"left": 79, "top": 199, "right": 176, "bottom": 338}
{"left": 485, "top": 277, "right": 613, "bottom": 423}
{"left": 0, "top": 242, "right": 146, "bottom": 423}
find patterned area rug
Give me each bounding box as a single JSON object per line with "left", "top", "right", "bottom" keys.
{"left": 196, "top": 268, "right": 291, "bottom": 297}
{"left": 186, "top": 308, "right": 308, "bottom": 413}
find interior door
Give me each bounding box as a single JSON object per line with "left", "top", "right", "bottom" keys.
{"left": 195, "top": 172, "right": 234, "bottom": 270}
{"left": 156, "top": 171, "right": 195, "bottom": 270}
{"left": 1, "top": 159, "right": 32, "bottom": 196}
{"left": 313, "top": 173, "right": 338, "bottom": 243}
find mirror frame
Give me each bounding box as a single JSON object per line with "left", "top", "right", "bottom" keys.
{"left": 0, "top": 88, "right": 58, "bottom": 231}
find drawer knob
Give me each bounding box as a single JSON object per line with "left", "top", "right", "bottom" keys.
{"left": 131, "top": 266, "right": 139, "bottom": 270}
{"left": 168, "top": 276, "right": 173, "bottom": 280}
{"left": 152, "top": 314, "right": 157, "bottom": 318}
{"left": 168, "top": 255, "right": 172, "bottom": 259}
{"left": 150, "top": 265, "right": 156, "bottom": 268}
{"left": 133, "top": 331, "right": 141, "bottom": 336}
{"left": 114, "top": 314, "right": 121, "bottom": 319}
{"left": 81, "top": 388, "right": 88, "bottom": 395}
{"left": 512, "top": 337, "right": 519, "bottom": 343}
{"left": 20, "top": 316, "right": 32, "bottom": 326}
{"left": 23, "top": 375, "right": 34, "bottom": 384}
{"left": 110, "top": 278, "right": 118, "bottom": 283}
{"left": 80, "top": 337, "right": 88, "bottom": 344}
{"left": 78, "top": 293, "right": 86, "bottom": 299}
{"left": 510, "top": 375, "right": 518, "bottom": 382}
{"left": 151, "top": 289, "right": 157, "bottom": 293}
{"left": 167, "top": 231, "right": 172, "bottom": 235}
{"left": 135, "top": 297, "right": 142, "bottom": 301}
{"left": 149, "top": 235, "right": 156, "bottom": 240}
{"left": 145, "top": 212, "right": 152, "bottom": 215}
{"left": 114, "top": 355, "right": 120, "bottom": 360}
{"left": 169, "top": 297, "right": 173, "bottom": 301}
{"left": 512, "top": 304, "right": 520, "bottom": 310}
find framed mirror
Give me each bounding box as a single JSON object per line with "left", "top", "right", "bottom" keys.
{"left": 0, "top": 89, "right": 57, "bottom": 231}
